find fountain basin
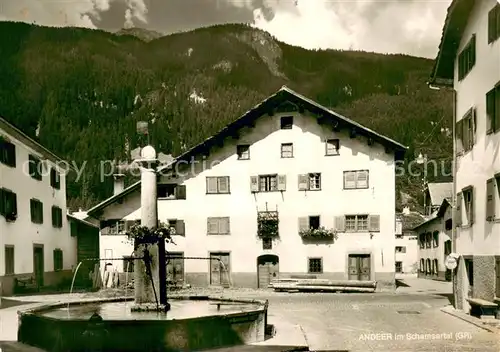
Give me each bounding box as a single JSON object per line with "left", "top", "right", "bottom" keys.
{"left": 18, "top": 296, "right": 268, "bottom": 352}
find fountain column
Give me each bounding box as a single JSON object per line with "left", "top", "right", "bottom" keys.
{"left": 132, "top": 145, "right": 167, "bottom": 311}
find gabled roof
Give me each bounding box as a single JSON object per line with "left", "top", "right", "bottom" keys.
{"left": 87, "top": 86, "right": 407, "bottom": 218}
{"left": 426, "top": 182, "right": 453, "bottom": 206}
{"left": 0, "top": 117, "right": 71, "bottom": 171}
{"left": 412, "top": 197, "right": 451, "bottom": 231}
{"left": 398, "top": 212, "right": 426, "bottom": 231}
{"left": 429, "top": 0, "right": 476, "bottom": 86}
{"left": 67, "top": 213, "right": 99, "bottom": 228}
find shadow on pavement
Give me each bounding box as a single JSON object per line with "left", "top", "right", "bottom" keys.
{"left": 434, "top": 293, "right": 455, "bottom": 306}
{"left": 395, "top": 279, "right": 410, "bottom": 288}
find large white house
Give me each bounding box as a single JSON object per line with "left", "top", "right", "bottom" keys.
{"left": 430, "top": 0, "right": 500, "bottom": 312}
{"left": 87, "top": 86, "right": 407, "bottom": 291}
{"left": 0, "top": 117, "right": 75, "bottom": 295}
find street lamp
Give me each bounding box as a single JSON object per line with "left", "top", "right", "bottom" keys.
{"left": 415, "top": 153, "right": 429, "bottom": 215}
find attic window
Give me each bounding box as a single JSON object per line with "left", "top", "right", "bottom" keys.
{"left": 158, "top": 184, "right": 176, "bottom": 198}
{"left": 280, "top": 116, "right": 293, "bottom": 129}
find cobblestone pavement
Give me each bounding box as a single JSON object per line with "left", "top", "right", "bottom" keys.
{"left": 3, "top": 286, "right": 499, "bottom": 351}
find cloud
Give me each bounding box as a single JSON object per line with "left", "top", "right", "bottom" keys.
{"left": 233, "top": 0, "right": 450, "bottom": 58}
{"left": 0, "top": 0, "right": 148, "bottom": 29}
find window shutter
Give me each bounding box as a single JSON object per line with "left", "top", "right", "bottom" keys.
{"left": 486, "top": 89, "right": 495, "bottom": 134}
{"left": 456, "top": 192, "right": 462, "bottom": 226}
{"left": 486, "top": 179, "right": 495, "bottom": 221}
{"left": 334, "top": 216, "right": 345, "bottom": 232}
{"left": 344, "top": 172, "right": 356, "bottom": 189}
{"left": 368, "top": 215, "right": 380, "bottom": 232}
{"left": 175, "top": 185, "right": 187, "bottom": 199}
{"left": 51, "top": 206, "right": 56, "bottom": 226}
{"left": 356, "top": 171, "right": 369, "bottom": 188}
{"left": 471, "top": 108, "right": 477, "bottom": 146}
{"left": 12, "top": 193, "right": 17, "bottom": 216}
{"left": 277, "top": 174, "right": 286, "bottom": 191}
{"left": 206, "top": 177, "right": 218, "bottom": 193}
{"left": 456, "top": 119, "right": 464, "bottom": 154}
{"left": 207, "top": 218, "right": 218, "bottom": 234}
{"left": 462, "top": 118, "right": 470, "bottom": 151}
{"left": 0, "top": 189, "right": 5, "bottom": 215}
{"left": 218, "top": 177, "right": 229, "bottom": 193}
{"left": 250, "top": 176, "right": 259, "bottom": 192}
{"left": 218, "top": 217, "right": 230, "bottom": 234}
{"left": 469, "top": 188, "right": 474, "bottom": 224}
{"left": 489, "top": 7, "right": 496, "bottom": 43}
{"left": 298, "top": 217, "right": 308, "bottom": 232}
{"left": 298, "top": 174, "right": 308, "bottom": 191}
{"left": 176, "top": 220, "right": 185, "bottom": 236}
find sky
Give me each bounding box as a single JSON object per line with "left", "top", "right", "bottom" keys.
{"left": 0, "top": 0, "right": 453, "bottom": 58}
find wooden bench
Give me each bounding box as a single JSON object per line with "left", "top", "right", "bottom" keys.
{"left": 466, "top": 298, "right": 498, "bottom": 319}
{"left": 14, "top": 276, "right": 38, "bottom": 293}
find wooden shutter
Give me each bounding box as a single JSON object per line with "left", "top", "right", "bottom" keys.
{"left": 471, "top": 108, "right": 477, "bottom": 146}
{"left": 368, "top": 215, "right": 380, "bottom": 232}
{"left": 469, "top": 188, "right": 474, "bottom": 224}
{"left": 356, "top": 171, "right": 369, "bottom": 188}
{"left": 277, "top": 175, "right": 286, "bottom": 191}
{"left": 250, "top": 176, "right": 259, "bottom": 192}
{"left": 486, "top": 179, "right": 495, "bottom": 221}
{"left": 298, "top": 217, "right": 308, "bottom": 232}
{"left": 207, "top": 218, "right": 218, "bottom": 234}
{"left": 456, "top": 119, "right": 464, "bottom": 154}
{"left": 298, "top": 174, "right": 308, "bottom": 190}
{"left": 0, "top": 189, "right": 5, "bottom": 215}
{"left": 175, "top": 185, "right": 187, "bottom": 199}
{"left": 334, "top": 216, "right": 345, "bottom": 232}
{"left": 456, "top": 192, "right": 462, "bottom": 226}
{"left": 218, "top": 177, "right": 229, "bottom": 193}
{"left": 486, "top": 89, "right": 495, "bottom": 134}
{"left": 344, "top": 171, "right": 356, "bottom": 189}
{"left": 176, "top": 220, "right": 185, "bottom": 236}
{"left": 219, "top": 217, "right": 230, "bottom": 234}
{"left": 206, "top": 177, "right": 218, "bottom": 193}
{"left": 489, "top": 7, "right": 497, "bottom": 43}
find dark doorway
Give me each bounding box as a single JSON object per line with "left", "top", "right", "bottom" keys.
{"left": 257, "top": 254, "right": 279, "bottom": 288}
{"left": 33, "top": 244, "right": 44, "bottom": 288}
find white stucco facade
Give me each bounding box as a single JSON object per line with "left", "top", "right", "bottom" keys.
{"left": 93, "top": 90, "right": 404, "bottom": 290}
{"left": 0, "top": 119, "right": 76, "bottom": 294}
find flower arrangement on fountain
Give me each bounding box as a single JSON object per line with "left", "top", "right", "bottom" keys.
{"left": 125, "top": 222, "right": 176, "bottom": 245}
{"left": 299, "top": 226, "right": 338, "bottom": 240}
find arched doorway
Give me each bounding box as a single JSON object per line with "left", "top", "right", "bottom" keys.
{"left": 257, "top": 254, "right": 279, "bottom": 288}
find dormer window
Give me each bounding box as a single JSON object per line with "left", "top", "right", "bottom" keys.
{"left": 237, "top": 145, "right": 250, "bottom": 160}
{"left": 280, "top": 116, "right": 293, "bottom": 129}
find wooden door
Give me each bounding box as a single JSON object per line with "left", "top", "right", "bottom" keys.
{"left": 210, "top": 253, "right": 230, "bottom": 287}
{"left": 166, "top": 252, "right": 184, "bottom": 284}
{"left": 33, "top": 245, "right": 44, "bottom": 288}
{"left": 348, "top": 254, "right": 371, "bottom": 281}
{"left": 257, "top": 255, "right": 279, "bottom": 288}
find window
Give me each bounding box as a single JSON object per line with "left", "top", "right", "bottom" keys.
{"left": 237, "top": 145, "right": 250, "bottom": 160}
{"left": 30, "top": 199, "right": 43, "bottom": 224}
{"left": 0, "top": 138, "right": 16, "bottom": 167}
{"left": 457, "top": 34, "right": 476, "bottom": 81}
{"left": 425, "top": 232, "right": 431, "bottom": 248}
{"left": 51, "top": 206, "right": 63, "bottom": 228}
{"left": 259, "top": 174, "right": 278, "bottom": 192}
{"left": 488, "top": 4, "right": 500, "bottom": 44}
{"left": 456, "top": 108, "right": 476, "bottom": 154}
{"left": 308, "top": 216, "right": 320, "bottom": 230}
{"left": 433, "top": 259, "right": 439, "bottom": 275}
{"left": 206, "top": 176, "right": 230, "bottom": 194}
{"left": 123, "top": 256, "right": 134, "bottom": 273}
{"left": 486, "top": 85, "right": 500, "bottom": 134}
{"left": 281, "top": 143, "right": 293, "bottom": 158}
{"left": 308, "top": 258, "right": 322, "bottom": 273}
{"left": 419, "top": 233, "right": 425, "bottom": 248}
{"left": 262, "top": 238, "right": 272, "bottom": 250}
{"left": 280, "top": 115, "right": 293, "bottom": 129}
{"left": 463, "top": 186, "right": 474, "bottom": 225}
{"left": 207, "top": 217, "right": 230, "bottom": 235}
{"left": 53, "top": 249, "right": 63, "bottom": 271}
{"left": 426, "top": 259, "right": 431, "bottom": 274}
{"left": 50, "top": 168, "right": 60, "bottom": 189}
{"left": 343, "top": 170, "right": 369, "bottom": 189}
{"left": 158, "top": 184, "right": 186, "bottom": 199}
{"left": 28, "top": 155, "right": 42, "bottom": 180}
{"left": 0, "top": 188, "right": 17, "bottom": 220}
{"left": 419, "top": 259, "right": 424, "bottom": 272}
{"left": 395, "top": 261, "right": 402, "bottom": 273}
{"left": 325, "top": 139, "right": 339, "bottom": 156}
{"left": 464, "top": 258, "right": 473, "bottom": 287}
{"left": 345, "top": 215, "right": 368, "bottom": 232}
{"left": 167, "top": 219, "right": 185, "bottom": 236}
{"left": 395, "top": 246, "right": 406, "bottom": 253}
{"left": 432, "top": 231, "right": 439, "bottom": 247}
{"left": 396, "top": 234, "right": 403, "bottom": 239}
{"left": 298, "top": 173, "right": 321, "bottom": 191}
{"left": 445, "top": 219, "right": 452, "bottom": 230}
{"left": 5, "top": 245, "right": 14, "bottom": 275}
{"left": 106, "top": 220, "right": 125, "bottom": 235}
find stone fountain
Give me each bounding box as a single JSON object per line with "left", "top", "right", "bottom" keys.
{"left": 17, "top": 145, "right": 268, "bottom": 352}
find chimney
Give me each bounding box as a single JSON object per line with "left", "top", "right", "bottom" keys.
{"left": 402, "top": 206, "right": 410, "bottom": 215}
{"left": 113, "top": 174, "right": 125, "bottom": 195}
